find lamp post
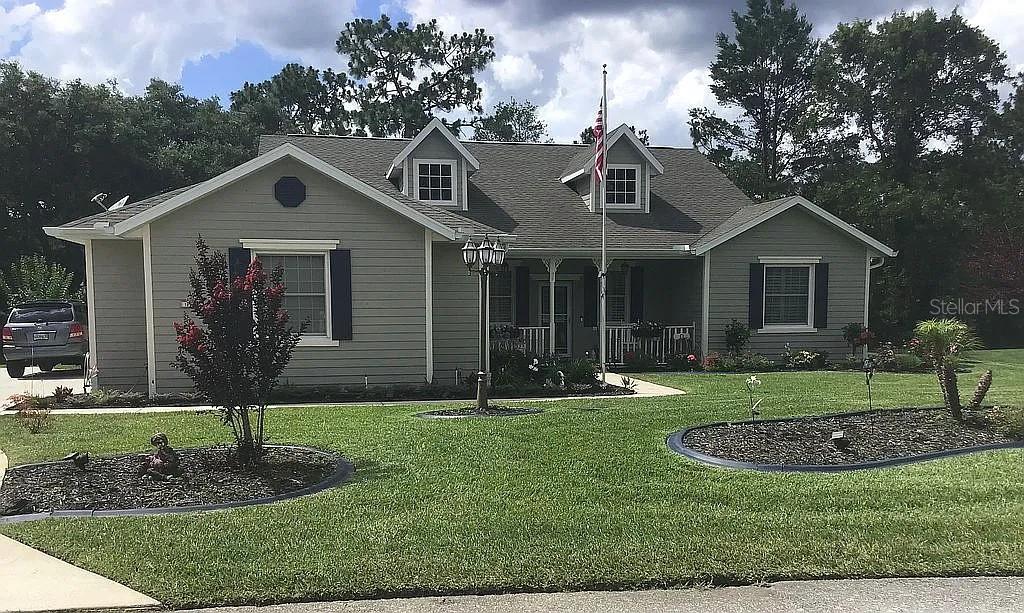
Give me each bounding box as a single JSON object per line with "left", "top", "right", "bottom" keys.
{"left": 463, "top": 235, "right": 506, "bottom": 412}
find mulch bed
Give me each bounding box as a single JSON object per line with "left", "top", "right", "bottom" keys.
{"left": 0, "top": 446, "right": 338, "bottom": 516}
{"left": 416, "top": 405, "right": 544, "bottom": 419}
{"left": 680, "top": 407, "right": 1021, "bottom": 467}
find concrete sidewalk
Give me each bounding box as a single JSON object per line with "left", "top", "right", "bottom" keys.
{"left": 178, "top": 577, "right": 1024, "bottom": 613}
{"left": 0, "top": 534, "right": 159, "bottom": 612}
{"left": 1, "top": 376, "right": 684, "bottom": 416}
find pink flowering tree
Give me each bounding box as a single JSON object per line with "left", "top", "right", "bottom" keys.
{"left": 173, "top": 238, "right": 305, "bottom": 464}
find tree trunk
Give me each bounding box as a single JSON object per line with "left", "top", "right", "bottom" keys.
{"left": 969, "top": 370, "right": 993, "bottom": 411}
{"left": 237, "top": 407, "right": 257, "bottom": 463}
{"left": 943, "top": 364, "right": 962, "bottom": 420}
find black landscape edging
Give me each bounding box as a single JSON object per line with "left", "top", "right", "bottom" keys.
{"left": 666, "top": 406, "right": 1024, "bottom": 473}
{"left": 0, "top": 444, "right": 353, "bottom": 525}
{"left": 414, "top": 407, "right": 545, "bottom": 419}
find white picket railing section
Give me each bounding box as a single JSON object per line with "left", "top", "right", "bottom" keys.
{"left": 606, "top": 324, "right": 696, "bottom": 365}
{"left": 492, "top": 326, "right": 549, "bottom": 356}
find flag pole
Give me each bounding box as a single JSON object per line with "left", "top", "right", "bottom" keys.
{"left": 599, "top": 63, "right": 608, "bottom": 385}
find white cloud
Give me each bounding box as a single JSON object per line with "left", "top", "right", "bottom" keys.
{"left": 962, "top": 0, "right": 1024, "bottom": 74}
{"left": 0, "top": 2, "right": 39, "bottom": 55}
{"left": 491, "top": 53, "right": 541, "bottom": 91}
{"left": 3, "top": 0, "right": 355, "bottom": 92}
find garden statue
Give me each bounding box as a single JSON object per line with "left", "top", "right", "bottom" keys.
{"left": 62, "top": 451, "right": 89, "bottom": 470}
{"left": 140, "top": 432, "right": 182, "bottom": 480}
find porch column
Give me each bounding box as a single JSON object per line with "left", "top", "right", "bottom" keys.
{"left": 544, "top": 258, "right": 562, "bottom": 354}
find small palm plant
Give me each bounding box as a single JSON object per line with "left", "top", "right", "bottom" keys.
{"left": 913, "top": 318, "right": 991, "bottom": 420}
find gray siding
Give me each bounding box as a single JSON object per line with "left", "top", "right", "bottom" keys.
{"left": 591, "top": 139, "right": 649, "bottom": 212}
{"left": 90, "top": 239, "right": 148, "bottom": 390}
{"left": 402, "top": 131, "right": 467, "bottom": 209}
{"left": 706, "top": 207, "right": 869, "bottom": 359}
{"left": 148, "top": 157, "right": 428, "bottom": 392}
{"left": 432, "top": 242, "right": 479, "bottom": 384}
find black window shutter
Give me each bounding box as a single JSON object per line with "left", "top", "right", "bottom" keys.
{"left": 629, "top": 266, "right": 644, "bottom": 323}
{"left": 583, "top": 266, "right": 598, "bottom": 327}
{"left": 814, "top": 262, "right": 829, "bottom": 328}
{"left": 330, "top": 249, "right": 353, "bottom": 340}
{"left": 228, "top": 247, "right": 251, "bottom": 281}
{"left": 749, "top": 263, "right": 765, "bottom": 329}
{"left": 515, "top": 266, "right": 530, "bottom": 326}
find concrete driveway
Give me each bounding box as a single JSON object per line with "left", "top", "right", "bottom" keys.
{"left": 0, "top": 366, "right": 84, "bottom": 408}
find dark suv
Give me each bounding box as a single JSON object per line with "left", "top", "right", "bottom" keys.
{"left": 2, "top": 300, "right": 88, "bottom": 378}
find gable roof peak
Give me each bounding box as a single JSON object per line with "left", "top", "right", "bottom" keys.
{"left": 386, "top": 118, "right": 481, "bottom": 179}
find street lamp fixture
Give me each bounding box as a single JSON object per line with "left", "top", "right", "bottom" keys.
{"left": 463, "top": 234, "right": 506, "bottom": 412}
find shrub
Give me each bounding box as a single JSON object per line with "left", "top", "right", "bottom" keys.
{"left": 703, "top": 351, "right": 773, "bottom": 373}
{"left": 870, "top": 342, "right": 926, "bottom": 372}
{"left": 724, "top": 319, "right": 752, "bottom": 353}
{"left": 780, "top": 344, "right": 829, "bottom": 370}
{"left": 17, "top": 407, "right": 51, "bottom": 433}
{"left": 667, "top": 352, "right": 701, "bottom": 371}
{"left": 172, "top": 238, "right": 305, "bottom": 465}
{"left": 622, "top": 351, "right": 658, "bottom": 371}
{"left": 0, "top": 255, "right": 83, "bottom": 306}
{"left": 986, "top": 405, "right": 1024, "bottom": 439}
{"left": 491, "top": 349, "right": 529, "bottom": 384}
{"left": 561, "top": 358, "right": 598, "bottom": 386}
{"left": 913, "top": 318, "right": 986, "bottom": 420}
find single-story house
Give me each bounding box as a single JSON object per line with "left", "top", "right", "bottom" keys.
{"left": 46, "top": 118, "right": 895, "bottom": 394}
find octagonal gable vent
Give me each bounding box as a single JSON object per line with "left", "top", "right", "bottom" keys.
{"left": 274, "top": 176, "right": 306, "bottom": 208}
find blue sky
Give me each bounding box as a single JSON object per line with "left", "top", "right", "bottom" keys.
{"left": 1, "top": 0, "right": 1020, "bottom": 145}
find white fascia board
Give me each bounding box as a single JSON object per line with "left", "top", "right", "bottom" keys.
{"left": 44, "top": 225, "right": 116, "bottom": 245}
{"left": 110, "top": 143, "right": 459, "bottom": 241}
{"left": 694, "top": 195, "right": 897, "bottom": 257}
{"left": 558, "top": 124, "right": 665, "bottom": 184}
{"left": 387, "top": 118, "right": 481, "bottom": 179}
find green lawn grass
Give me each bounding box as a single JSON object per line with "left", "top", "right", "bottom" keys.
{"left": 1, "top": 350, "right": 1023, "bottom": 607}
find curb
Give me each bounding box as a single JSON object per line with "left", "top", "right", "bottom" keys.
{"left": 666, "top": 406, "right": 1024, "bottom": 473}
{"left": 0, "top": 445, "right": 353, "bottom": 525}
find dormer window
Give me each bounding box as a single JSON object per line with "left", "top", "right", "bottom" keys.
{"left": 416, "top": 159, "right": 455, "bottom": 203}
{"left": 606, "top": 164, "right": 640, "bottom": 207}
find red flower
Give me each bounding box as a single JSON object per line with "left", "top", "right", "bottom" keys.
{"left": 687, "top": 354, "right": 697, "bottom": 362}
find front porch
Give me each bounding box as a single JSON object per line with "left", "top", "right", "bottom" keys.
{"left": 488, "top": 254, "right": 702, "bottom": 365}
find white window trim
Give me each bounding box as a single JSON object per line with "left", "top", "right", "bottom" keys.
{"left": 242, "top": 239, "right": 339, "bottom": 347}
{"left": 413, "top": 158, "right": 457, "bottom": 205}
{"left": 758, "top": 256, "right": 821, "bottom": 264}
{"left": 759, "top": 263, "right": 816, "bottom": 333}
{"left": 604, "top": 163, "right": 642, "bottom": 210}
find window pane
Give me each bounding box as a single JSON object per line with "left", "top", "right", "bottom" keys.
{"left": 258, "top": 254, "right": 328, "bottom": 335}
{"left": 763, "top": 266, "right": 810, "bottom": 325}
{"left": 417, "top": 162, "right": 455, "bottom": 202}
{"left": 607, "top": 270, "right": 626, "bottom": 322}
{"left": 605, "top": 166, "right": 639, "bottom": 206}
{"left": 489, "top": 271, "right": 513, "bottom": 324}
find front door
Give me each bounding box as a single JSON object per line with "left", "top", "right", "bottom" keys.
{"left": 540, "top": 283, "right": 571, "bottom": 355}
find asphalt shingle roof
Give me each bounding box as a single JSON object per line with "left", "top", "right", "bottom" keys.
{"left": 62, "top": 185, "right": 197, "bottom": 228}
{"left": 62, "top": 133, "right": 755, "bottom": 251}
{"left": 693, "top": 196, "right": 795, "bottom": 250}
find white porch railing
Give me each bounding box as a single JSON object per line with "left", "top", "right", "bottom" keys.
{"left": 606, "top": 324, "right": 696, "bottom": 365}
{"left": 491, "top": 326, "right": 549, "bottom": 356}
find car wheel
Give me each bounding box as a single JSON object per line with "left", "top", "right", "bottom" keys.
{"left": 38, "top": 362, "right": 55, "bottom": 372}
{"left": 6, "top": 362, "right": 25, "bottom": 378}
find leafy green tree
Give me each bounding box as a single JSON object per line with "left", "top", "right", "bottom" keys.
{"left": 817, "top": 9, "right": 1007, "bottom": 180}
{"left": 913, "top": 319, "right": 986, "bottom": 419}
{"left": 0, "top": 62, "right": 257, "bottom": 294}
{"left": 230, "top": 64, "right": 354, "bottom": 136}
{"left": 337, "top": 15, "right": 495, "bottom": 137}
{"left": 0, "top": 255, "right": 82, "bottom": 306}
{"left": 472, "top": 97, "right": 548, "bottom": 142}
{"left": 688, "top": 0, "right": 820, "bottom": 198}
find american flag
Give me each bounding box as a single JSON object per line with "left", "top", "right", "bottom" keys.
{"left": 593, "top": 100, "right": 605, "bottom": 185}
